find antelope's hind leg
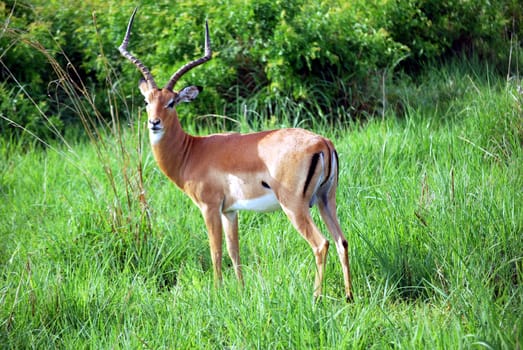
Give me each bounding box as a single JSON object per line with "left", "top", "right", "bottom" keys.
{"left": 280, "top": 203, "right": 330, "bottom": 299}
{"left": 318, "top": 192, "right": 353, "bottom": 302}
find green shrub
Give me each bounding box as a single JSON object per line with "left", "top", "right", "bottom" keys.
{"left": 0, "top": 82, "right": 59, "bottom": 141}
{"left": 382, "top": 0, "right": 520, "bottom": 68}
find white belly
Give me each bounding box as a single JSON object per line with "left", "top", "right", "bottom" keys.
{"left": 228, "top": 192, "right": 281, "bottom": 213}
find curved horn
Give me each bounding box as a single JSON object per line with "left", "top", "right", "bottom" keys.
{"left": 164, "top": 20, "right": 212, "bottom": 91}
{"left": 118, "top": 7, "right": 158, "bottom": 89}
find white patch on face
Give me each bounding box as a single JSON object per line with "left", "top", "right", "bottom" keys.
{"left": 149, "top": 130, "right": 165, "bottom": 145}
{"left": 228, "top": 192, "right": 280, "bottom": 213}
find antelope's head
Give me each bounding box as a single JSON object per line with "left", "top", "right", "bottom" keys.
{"left": 119, "top": 8, "right": 211, "bottom": 142}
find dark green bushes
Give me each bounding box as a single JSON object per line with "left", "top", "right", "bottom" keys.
{"left": 382, "top": 0, "right": 520, "bottom": 68}
{"left": 1, "top": 0, "right": 521, "bottom": 140}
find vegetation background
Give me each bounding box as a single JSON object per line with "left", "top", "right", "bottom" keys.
{"left": 0, "top": 0, "right": 522, "bottom": 348}
{"left": 1, "top": 0, "right": 522, "bottom": 139}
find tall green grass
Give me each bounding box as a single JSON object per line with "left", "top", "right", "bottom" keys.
{"left": 1, "top": 39, "right": 522, "bottom": 349}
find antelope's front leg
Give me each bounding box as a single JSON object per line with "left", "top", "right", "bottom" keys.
{"left": 201, "top": 206, "right": 223, "bottom": 285}
{"left": 222, "top": 211, "right": 244, "bottom": 283}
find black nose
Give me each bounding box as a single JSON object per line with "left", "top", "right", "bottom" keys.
{"left": 149, "top": 119, "right": 160, "bottom": 126}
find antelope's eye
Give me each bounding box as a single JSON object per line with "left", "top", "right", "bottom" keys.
{"left": 144, "top": 99, "right": 149, "bottom": 106}
{"left": 166, "top": 98, "right": 175, "bottom": 109}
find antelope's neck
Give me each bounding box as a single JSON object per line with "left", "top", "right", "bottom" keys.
{"left": 150, "top": 121, "right": 193, "bottom": 189}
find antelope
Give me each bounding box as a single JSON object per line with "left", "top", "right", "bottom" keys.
{"left": 119, "top": 8, "right": 353, "bottom": 302}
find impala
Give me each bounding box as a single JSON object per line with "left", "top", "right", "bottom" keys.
{"left": 119, "top": 8, "right": 353, "bottom": 302}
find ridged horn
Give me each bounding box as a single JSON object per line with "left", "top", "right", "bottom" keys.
{"left": 164, "top": 20, "right": 212, "bottom": 91}
{"left": 118, "top": 7, "right": 158, "bottom": 90}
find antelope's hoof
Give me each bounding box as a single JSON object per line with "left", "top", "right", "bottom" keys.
{"left": 346, "top": 292, "right": 354, "bottom": 303}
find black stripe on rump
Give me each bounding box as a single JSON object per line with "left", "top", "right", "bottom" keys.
{"left": 303, "top": 152, "right": 322, "bottom": 196}
{"left": 334, "top": 150, "right": 339, "bottom": 181}
{"left": 319, "top": 147, "right": 333, "bottom": 188}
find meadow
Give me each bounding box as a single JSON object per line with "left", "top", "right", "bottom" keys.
{"left": 1, "top": 60, "right": 522, "bottom": 348}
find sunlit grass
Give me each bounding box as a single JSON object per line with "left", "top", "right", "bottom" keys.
{"left": 1, "top": 50, "right": 522, "bottom": 349}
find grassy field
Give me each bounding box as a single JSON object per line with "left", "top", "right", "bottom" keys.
{"left": 1, "top": 62, "right": 522, "bottom": 348}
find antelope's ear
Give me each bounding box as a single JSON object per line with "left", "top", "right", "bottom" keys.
{"left": 175, "top": 86, "right": 202, "bottom": 104}
{"left": 138, "top": 78, "right": 150, "bottom": 98}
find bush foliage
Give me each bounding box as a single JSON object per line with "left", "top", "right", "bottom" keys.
{"left": 0, "top": 0, "right": 521, "bottom": 139}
